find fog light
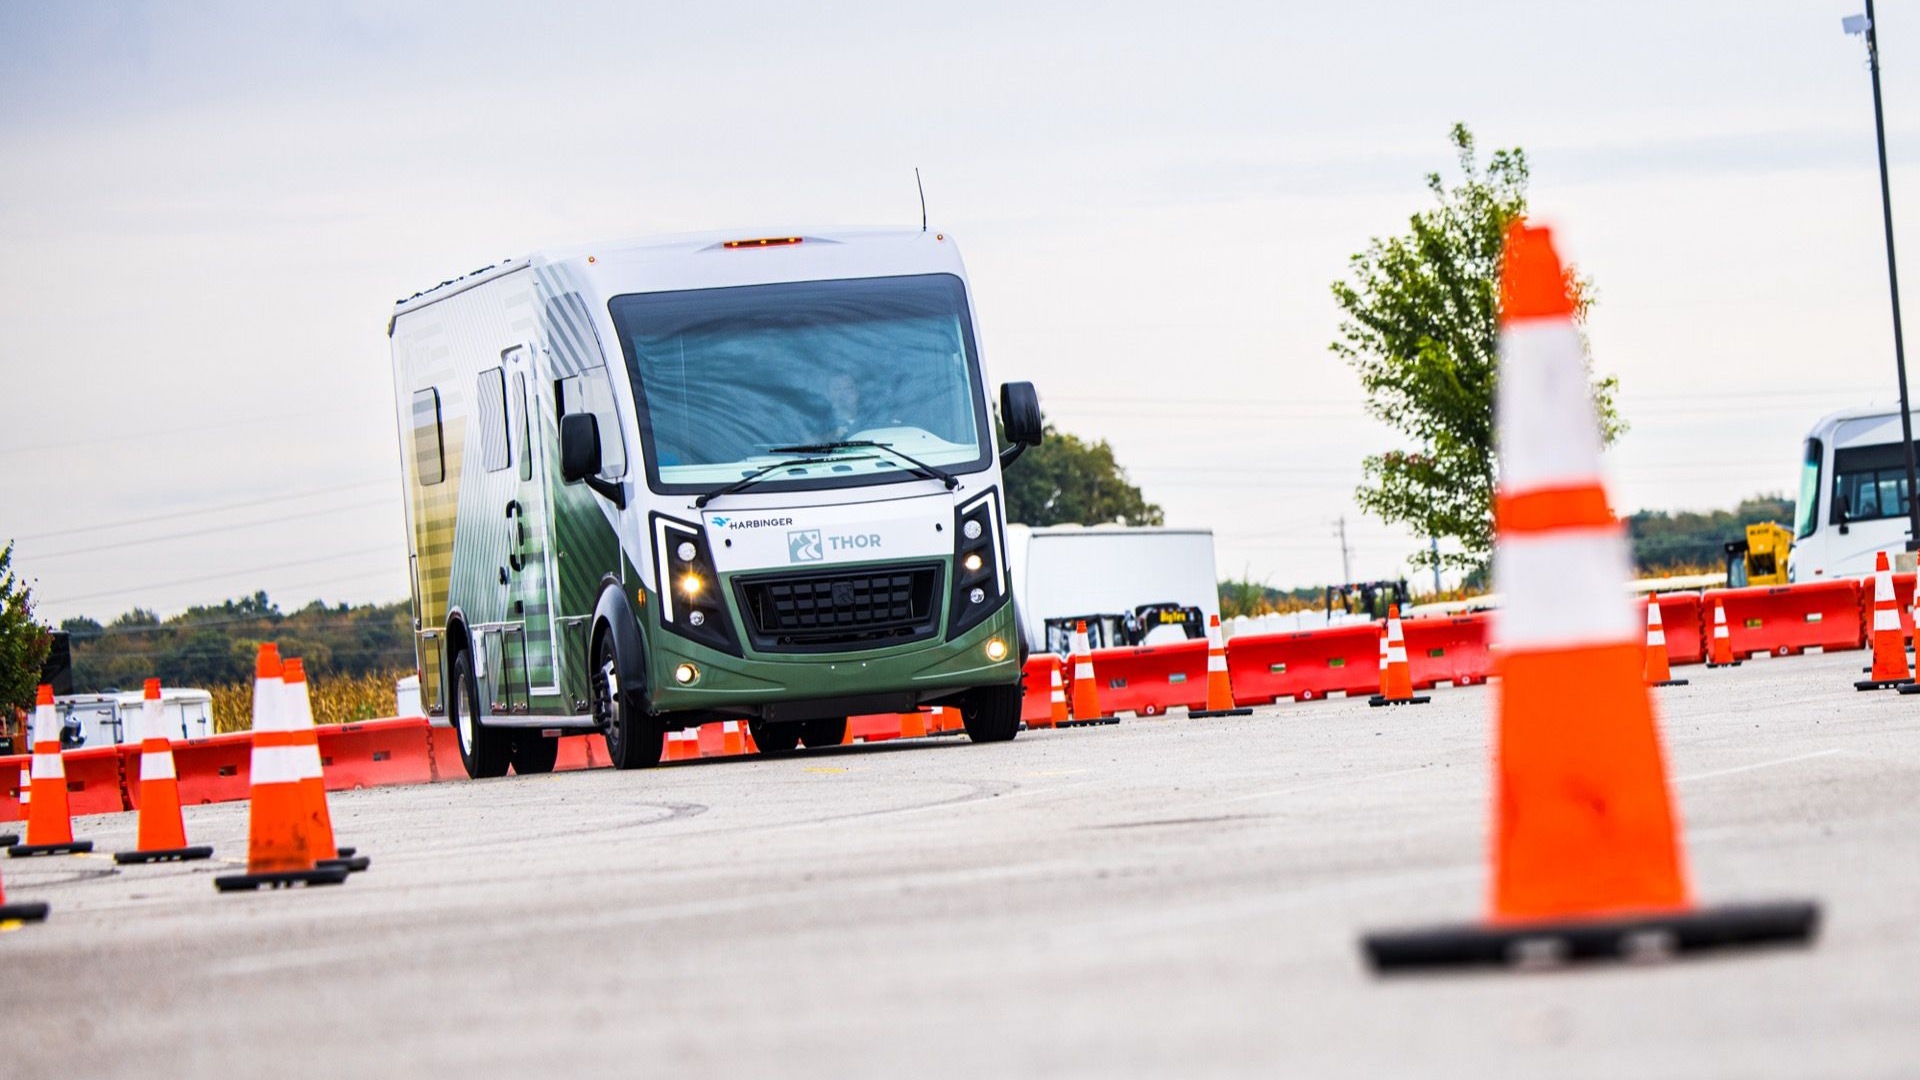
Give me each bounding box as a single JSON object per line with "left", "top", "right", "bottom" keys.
{"left": 969, "top": 587, "right": 986, "bottom": 604}
{"left": 962, "top": 552, "right": 984, "bottom": 573}
{"left": 674, "top": 663, "right": 699, "bottom": 685}
{"left": 985, "top": 637, "right": 1008, "bottom": 661}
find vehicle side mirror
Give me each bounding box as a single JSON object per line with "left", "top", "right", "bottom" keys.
{"left": 999, "top": 381, "right": 1043, "bottom": 468}
{"left": 560, "top": 412, "right": 627, "bottom": 509}
{"left": 1835, "top": 491, "right": 1852, "bottom": 534}
{"left": 560, "top": 413, "right": 602, "bottom": 483}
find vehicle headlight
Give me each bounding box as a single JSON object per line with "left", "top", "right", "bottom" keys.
{"left": 653, "top": 514, "right": 740, "bottom": 656}
{"left": 949, "top": 490, "right": 1007, "bottom": 637}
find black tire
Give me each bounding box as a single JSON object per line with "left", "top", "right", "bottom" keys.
{"left": 449, "top": 646, "right": 511, "bottom": 778}
{"left": 800, "top": 717, "right": 846, "bottom": 749}
{"left": 595, "top": 633, "right": 662, "bottom": 770}
{"left": 749, "top": 719, "right": 801, "bottom": 755}
{"left": 961, "top": 682, "right": 1022, "bottom": 743}
{"left": 509, "top": 731, "right": 559, "bottom": 775}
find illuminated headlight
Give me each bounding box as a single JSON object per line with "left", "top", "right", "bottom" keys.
{"left": 963, "top": 552, "right": 984, "bottom": 573}
{"left": 674, "top": 663, "right": 699, "bottom": 685}
{"left": 949, "top": 492, "right": 1006, "bottom": 638}
{"left": 680, "top": 572, "right": 704, "bottom": 596}
{"left": 653, "top": 513, "right": 740, "bottom": 657}
{"left": 985, "top": 637, "right": 1008, "bottom": 662}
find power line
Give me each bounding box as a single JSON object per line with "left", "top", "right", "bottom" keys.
{"left": 25, "top": 498, "right": 395, "bottom": 561}
{"left": 42, "top": 545, "right": 395, "bottom": 607}
{"left": 11, "top": 479, "right": 391, "bottom": 543}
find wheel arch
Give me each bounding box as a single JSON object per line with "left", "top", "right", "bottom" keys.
{"left": 590, "top": 577, "right": 649, "bottom": 708}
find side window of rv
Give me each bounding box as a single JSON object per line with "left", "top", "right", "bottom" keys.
{"left": 411, "top": 388, "right": 445, "bottom": 486}
{"left": 557, "top": 368, "right": 627, "bottom": 478}
{"left": 476, "top": 367, "right": 511, "bottom": 473}
{"left": 512, "top": 372, "right": 533, "bottom": 482}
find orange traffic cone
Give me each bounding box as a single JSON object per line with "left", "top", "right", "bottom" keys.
{"left": 1369, "top": 606, "right": 1430, "bottom": 707}
{"left": 284, "top": 660, "right": 366, "bottom": 872}
{"left": 115, "top": 679, "right": 213, "bottom": 864}
{"left": 1643, "top": 602, "right": 1688, "bottom": 688}
{"left": 1856, "top": 552, "right": 1912, "bottom": 689}
{"left": 215, "top": 646, "right": 347, "bottom": 891}
{"left": 1048, "top": 658, "right": 1069, "bottom": 727}
{"left": 1068, "top": 620, "right": 1108, "bottom": 725}
{"left": 1191, "top": 614, "right": 1252, "bottom": 717}
{"left": 0, "top": 853, "right": 49, "bottom": 923}
{"left": 9, "top": 685, "right": 92, "bottom": 857}
{"left": 1362, "top": 222, "right": 1816, "bottom": 971}
{"left": 1706, "top": 599, "right": 1740, "bottom": 668}
{"left": 719, "top": 719, "right": 747, "bottom": 756}
{"left": 667, "top": 727, "right": 700, "bottom": 761}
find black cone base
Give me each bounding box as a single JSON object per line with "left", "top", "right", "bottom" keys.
{"left": 318, "top": 855, "right": 371, "bottom": 873}
{"left": 8, "top": 840, "right": 93, "bottom": 858}
{"left": 0, "top": 833, "right": 16, "bottom": 848}
{"left": 1853, "top": 677, "right": 1913, "bottom": 691}
{"left": 1705, "top": 660, "right": 1743, "bottom": 668}
{"left": 1188, "top": 707, "right": 1254, "bottom": 718}
{"left": 335, "top": 846, "right": 356, "bottom": 858}
{"left": 0, "top": 901, "right": 50, "bottom": 923}
{"left": 1894, "top": 681, "right": 1920, "bottom": 695}
{"left": 1368, "top": 695, "right": 1432, "bottom": 707}
{"left": 114, "top": 845, "right": 214, "bottom": 865}
{"left": 214, "top": 866, "right": 350, "bottom": 892}
{"left": 1653, "top": 678, "right": 1691, "bottom": 687}
{"left": 1362, "top": 900, "right": 1819, "bottom": 973}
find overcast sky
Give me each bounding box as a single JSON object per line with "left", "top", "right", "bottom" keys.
{"left": 2, "top": 0, "right": 1914, "bottom": 624}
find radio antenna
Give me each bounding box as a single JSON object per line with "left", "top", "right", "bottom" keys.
{"left": 915, "top": 168, "right": 927, "bottom": 232}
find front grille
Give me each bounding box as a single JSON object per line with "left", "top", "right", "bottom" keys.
{"left": 735, "top": 563, "right": 943, "bottom": 652}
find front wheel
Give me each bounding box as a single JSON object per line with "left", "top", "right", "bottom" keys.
{"left": 960, "top": 682, "right": 1022, "bottom": 743}
{"left": 450, "top": 646, "right": 511, "bottom": 778}
{"left": 595, "top": 633, "right": 662, "bottom": 770}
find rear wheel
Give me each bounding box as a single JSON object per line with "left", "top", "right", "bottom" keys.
{"left": 749, "top": 719, "right": 801, "bottom": 755}
{"left": 961, "top": 682, "right": 1022, "bottom": 744}
{"left": 450, "top": 646, "right": 511, "bottom": 778}
{"left": 595, "top": 633, "right": 662, "bottom": 771}
{"left": 509, "top": 731, "right": 559, "bottom": 775}
{"left": 800, "top": 718, "right": 846, "bottom": 749}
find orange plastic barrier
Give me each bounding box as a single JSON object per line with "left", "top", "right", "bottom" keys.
{"left": 1641, "top": 593, "right": 1707, "bottom": 666}
{"left": 1224, "top": 623, "right": 1381, "bottom": 704}
{"left": 1401, "top": 614, "right": 1493, "bottom": 689}
{"left": 316, "top": 718, "right": 436, "bottom": 790}
{"left": 1706, "top": 580, "right": 1866, "bottom": 659}
{"left": 0, "top": 744, "right": 128, "bottom": 822}
{"left": 847, "top": 714, "right": 904, "bottom": 742}
{"left": 1090, "top": 638, "right": 1208, "bottom": 716}
{"left": 171, "top": 731, "right": 260, "bottom": 805}
{"left": 1020, "top": 655, "right": 1060, "bottom": 726}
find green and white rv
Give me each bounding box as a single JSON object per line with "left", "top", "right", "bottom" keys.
{"left": 388, "top": 228, "right": 1042, "bottom": 777}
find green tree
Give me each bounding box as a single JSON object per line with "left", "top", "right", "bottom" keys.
{"left": 1331, "top": 123, "right": 1621, "bottom": 574}
{"left": 1004, "top": 419, "right": 1163, "bottom": 526}
{"left": 0, "top": 542, "right": 52, "bottom": 716}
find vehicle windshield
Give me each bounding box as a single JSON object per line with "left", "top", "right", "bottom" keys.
{"left": 1831, "top": 441, "right": 1920, "bottom": 525}
{"left": 609, "top": 273, "right": 990, "bottom": 493}
{"left": 1795, "top": 438, "right": 1821, "bottom": 539}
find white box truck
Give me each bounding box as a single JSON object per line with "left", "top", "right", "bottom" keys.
{"left": 1005, "top": 525, "right": 1220, "bottom": 654}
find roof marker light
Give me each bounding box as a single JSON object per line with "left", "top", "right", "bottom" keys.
{"left": 723, "top": 237, "right": 804, "bottom": 249}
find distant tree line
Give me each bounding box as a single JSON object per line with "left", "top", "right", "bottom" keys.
{"left": 1625, "top": 494, "right": 1794, "bottom": 574}
{"left": 61, "top": 591, "right": 413, "bottom": 692}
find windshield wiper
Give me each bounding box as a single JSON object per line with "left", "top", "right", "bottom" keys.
{"left": 767, "top": 440, "right": 960, "bottom": 490}
{"left": 693, "top": 454, "right": 873, "bottom": 508}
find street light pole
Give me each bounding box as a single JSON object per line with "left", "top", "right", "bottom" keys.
{"left": 1850, "top": 1, "right": 1920, "bottom": 552}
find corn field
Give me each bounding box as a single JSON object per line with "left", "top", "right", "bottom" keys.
{"left": 209, "top": 669, "right": 407, "bottom": 733}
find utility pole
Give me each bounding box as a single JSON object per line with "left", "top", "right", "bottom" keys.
{"left": 1848, "top": 2, "right": 1920, "bottom": 552}
{"left": 1336, "top": 516, "right": 1352, "bottom": 584}
{"left": 1429, "top": 536, "right": 1443, "bottom": 595}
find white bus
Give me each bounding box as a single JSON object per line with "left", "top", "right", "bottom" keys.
{"left": 1789, "top": 405, "right": 1920, "bottom": 581}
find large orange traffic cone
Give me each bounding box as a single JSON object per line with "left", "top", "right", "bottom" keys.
{"left": 1643, "top": 602, "right": 1688, "bottom": 688}
{"left": 1369, "top": 606, "right": 1430, "bottom": 707}
{"left": 1362, "top": 222, "right": 1816, "bottom": 971}
{"left": 1067, "top": 620, "right": 1108, "bottom": 724}
{"left": 215, "top": 646, "right": 347, "bottom": 892}
{"left": 285, "top": 660, "right": 366, "bottom": 872}
{"left": 1856, "top": 552, "right": 1912, "bottom": 690}
{"left": 1706, "top": 599, "right": 1740, "bottom": 668}
{"left": 0, "top": 854, "right": 49, "bottom": 923}
{"left": 1191, "top": 614, "right": 1253, "bottom": 717}
{"left": 9, "top": 685, "right": 92, "bottom": 857}
{"left": 115, "top": 679, "right": 213, "bottom": 864}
